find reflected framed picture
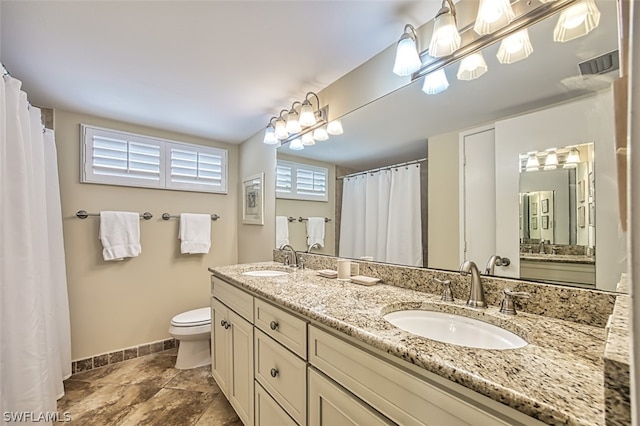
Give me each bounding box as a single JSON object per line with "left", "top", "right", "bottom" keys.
{"left": 541, "top": 199, "right": 549, "bottom": 214}
{"left": 589, "top": 172, "right": 595, "bottom": 199}
{"left": 578, "top": 180, "right": 585, "bottom": 202}
{"left": 589, "top": 202, "right": 595, "bottom": 226}
{"left": 531, "top": 202, "right": 538, "bottom": 216}
{"left": 578, "top": 206, "right": 586, "bottom": 228}
{"left": 531, "top": 217, "right": 538, "bottom": 230}
{"left": 242, "top": 173, "right": 264, "bottom": 225}
{"left": 542, "top": 215, "right": 549, "bottom": 229}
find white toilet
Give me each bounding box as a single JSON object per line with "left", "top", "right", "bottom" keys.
{"left": 168, "top": 307, "right": 211, "bottom": 369}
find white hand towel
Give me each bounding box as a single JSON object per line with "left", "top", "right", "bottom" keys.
{"left": 306, "top": 217, "right": 325, "bottom": 248}
{"left": 99, "top": 211, "right": 142, "bottom": 261}
{"left": 275, "top": 216, "right": 290, "bottom": 249}
{"left": 179, "top": 213, "right": 211, "bottom": 254}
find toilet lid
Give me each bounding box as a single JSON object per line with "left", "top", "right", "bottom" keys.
{"left": 171, "top": 307, "right": 211, "bottom": 327}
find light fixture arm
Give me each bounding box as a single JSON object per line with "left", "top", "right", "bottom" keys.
{"left": 289, "top": 101, "right": 302, "bottom": 114}
{"left": 303, "top": 92, "right": 321, "bottom": 111}
{"left": 402, "top": 24, "right": 420, "bottom": 52}
{"left": 437, "top": 0, "right": 457, "bottom": 22}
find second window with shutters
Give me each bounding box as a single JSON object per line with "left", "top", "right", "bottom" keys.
{"left": 276, "top": 160, "right": 328, "bottom": 202}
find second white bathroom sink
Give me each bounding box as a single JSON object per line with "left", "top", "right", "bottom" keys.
{"left": 242, "top": 270, "right": 289, "bottom": 277}
{"left": 383, "top": 310, "right": 527, "bottom": 350}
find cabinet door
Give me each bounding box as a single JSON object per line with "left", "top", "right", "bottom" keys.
{"left": 255, "top": 381, "right": 298, "bottom": 426}
{"left": 229, "top": 310, "right": 254, "bottom": 426}
{"left": 211, "top": 298, "right": 230, "bottom": 397}
{"left": 309, "top": 368, "right": 391, "bottom": 426}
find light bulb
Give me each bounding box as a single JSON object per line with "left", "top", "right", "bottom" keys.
{"left": 263, "top": 125, "right": 278, "bottom": 145}
{"left": 497, "top": 29, "right": 533, "bottom": 64}
{"left": 474, "top": 0, "right": 515, "bottom": 35}
{"left": 299, "top": 101, "right": 316, "bottom": 127}
{"left": 553, "top": 0, "right": 600, "bottom": 42}
{"left": 566, "top": 148, "right": 581, "bottom": 164}
{"left": 525, "top": 153, "right": 540, "bottom": 170}
{"left": 289, "top": 138, "right": 304, "bottom": 151}
{"left": 327, "top": 120, "right": 344, "bottom": 135}
{"left": 544, "top": 151, "right": 558, "bottom": 170}
{"left": 274, "top": 118, "right": 288, "bottom": 140}
{"left": 286, "top": 110, "right": 302, "bottom": 134}
{"left": 421, "top": 69, "right": 449, "bottom": 95}
{"left": 301, "top": 133, "right": 315, "bottom": 146}
{"left": 457, "top": 52, "right": 488, "bottom": 81}
{"left": 429, "top": 8, "right": 461, "bottom": 58}
{"left": 393, "top": 26, "right": 422, "bottom": 76}
{"left": 313, "top": 126, "right": 329, "bottom": 141}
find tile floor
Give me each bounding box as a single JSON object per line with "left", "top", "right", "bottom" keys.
{"left": 57, "top": 349, "right": 241, "bottom": 425}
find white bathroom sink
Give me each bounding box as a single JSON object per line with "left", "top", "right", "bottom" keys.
{"left": 242, "top": 270, "right": 289, "bottom": 277}
{"left": 383, "top": 310, "right": 527, "bottom": 350}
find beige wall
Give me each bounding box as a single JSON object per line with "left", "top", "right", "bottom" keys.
{"left": 427, "top": 131, "right": 460, "bottom": 271}
{"left": 276, "top": 153, "right": 336, "bottom": 255}
{"left": 56, "top": 110, "right": 238, "bottom": 360}
{"left": 237, "top": 130, "right": 276, "bottom": 263}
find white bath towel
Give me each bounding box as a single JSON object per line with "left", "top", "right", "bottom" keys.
{"left": 275, "top": 216, "right": 290, "bottom": 248}
{"left": 99, "top": 211, "right": 142, "bottom": 261}
{"left": 306, "top": 217, "right": 325, "bottom": 248}
{"left": 179, "top": 213, "right": 211, "bottom": 254}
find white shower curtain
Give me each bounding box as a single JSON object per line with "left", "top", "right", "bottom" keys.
{"left": 1, "top": 72, "right": 71, "bottom": 424}
{"left": 339, "top": 164, "right": 423, "bottom": 266}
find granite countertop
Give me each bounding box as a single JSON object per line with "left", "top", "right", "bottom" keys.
{"left": 211, "top": 261, "right": 606, "bottom": 426}
{"left": 520, "top": 253, "right": 596, "bottom": 264}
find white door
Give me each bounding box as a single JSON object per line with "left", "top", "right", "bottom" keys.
{"left": 461, "top": 126, "right": 496, "bottom": 271}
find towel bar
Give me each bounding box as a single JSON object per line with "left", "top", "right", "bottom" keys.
{"left": 298, "top": 216, "right": 331, "bottom": 223}
{"left": 161, "top": 213, "right": 220, "bottom": 221}
{"left": 76, "top": 210, "right": 153, "bottom": 220}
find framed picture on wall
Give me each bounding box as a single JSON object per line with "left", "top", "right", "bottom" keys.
{"left": 578, "top": 206, "right": 586, "bottom": 228}
{"left": 242, "top": 173, "right": 264, "bottom": 225}
{"left": 542, "top": 215, "right": 549, "bottom": 229}
{"left": 578, "top": 180, "right": 585, "bottom": 202}
{"left": 531, "top": 217, "right": 538, "bottom": 230}
{"left": 541, "top": 199, "right": 549, "bottom": 214}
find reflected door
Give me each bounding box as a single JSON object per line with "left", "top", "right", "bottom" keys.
{"left": 462, "top": 127, "right": 496, "bottom": 268}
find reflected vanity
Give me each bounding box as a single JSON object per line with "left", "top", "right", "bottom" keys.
{"left": 274, "top": 0, "right": 626, "bottom": 293}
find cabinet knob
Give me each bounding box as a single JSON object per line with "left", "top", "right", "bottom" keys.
{"left": 224, "top": 321, "right": 231, "bottom": 329}
{"left": 270, "top": 368, "right": 279, "bottom": 378}
{"left": 220, "top": 320, "right": 226, "bottom": 327}
{"left": 270, "top": 321, "right": 279, "bottom": 330}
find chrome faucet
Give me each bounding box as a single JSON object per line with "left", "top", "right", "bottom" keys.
{"left": 279, "top": 244, "right": 298, "bottom": 268}
{"left": 459, "top": 261, "right": 487, "bottom": 308}
{"left": 484, "top": 255, "right": 510, "bottom": 276}
{"left": 538, "top": 240, "right": 546, "bottom": 254}
{"left": 306, "top": 242, "right": 321, "bottom": 253}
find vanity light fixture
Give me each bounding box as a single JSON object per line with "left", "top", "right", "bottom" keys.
{"left": 496, "top": 29, "right": 534, "bottom": 64}
{"left": 262, "top": 117, "right": 279, "bottom": 145}
{"left": 473, "top": 0, "right": 516, "bottom": 35}
{"left": 301, "top": 132, "right": 315, "bottom": 146}
{"left": 544, "top": 150, "right": 559, "bottom": 170}
{"left": 299, "top": 92, "right": 321, "bottom": 127}
{"left": 457, "top": 52, "right": 488, "bottom": 81}
{"left": 553, "top": 0, "right": 601, "bottom": 42}
{"left": 429, "top": 0, "right": 461, "bottom": 58}
{"left": 285, "top": 102, "right": 302, "bottom": 134}
{"left": 274, "top": 109, "right": 290, "bottom": 140}
{"left": 289, "top": 137, "right": 304, "bottom": 151}
{"left": 393, "top": 24, "right": 422, "bottom": 76}
{"left": 422, "top": 68, "right": 449, "bottom": 95}
{"left": 327, "top": 119, "right": 344, "bottom": 135}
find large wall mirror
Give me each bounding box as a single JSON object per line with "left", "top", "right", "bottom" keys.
{"left": 275, "top": 0, "right": 627, "bottom": 293}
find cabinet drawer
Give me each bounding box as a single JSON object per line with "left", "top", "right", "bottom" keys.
{"left": 255, "top": 298, "right": 307, "bottom": 359}
{"left": 255, "top": 381, "right": 298, "bottom": 426}
{"left": 309, "top": 326, "right": 541, "bottom": 426}
{"left": 212, "top": 277, "right": 253, "bottom": 322}
{"left": 255, "top": 329, "right": 307, "bottom": 425}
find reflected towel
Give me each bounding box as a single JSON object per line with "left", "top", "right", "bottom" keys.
{"left": 307, "top": 217, "right": 325, "bottom": 248}
{"left": 276, "top": 216, "right": 290, "bottom": 248}
{"left": 99, "top": 211, "right": 141, "bottom": 261}
{"left": 179, "top": 213, "right": 211, "bottom": 254}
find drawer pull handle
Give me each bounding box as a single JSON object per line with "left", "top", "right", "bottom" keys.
{"left": 270, "top": 321, "right": 279, "bottom": 330}
{"left": 270, "top": 368, "right": 279, "bottom": 378}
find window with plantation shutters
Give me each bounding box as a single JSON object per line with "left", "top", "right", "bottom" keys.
{"left": 81, "top": 124, "right": 227, "bottom": 194}
{"left": 276, "top": 160, "right": 328, "bottom": 202}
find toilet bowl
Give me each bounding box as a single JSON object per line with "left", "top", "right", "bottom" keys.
{"left": 168, "top": 307, "right": 211, "bottom": 369}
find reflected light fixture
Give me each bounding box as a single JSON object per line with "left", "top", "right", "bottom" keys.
{"left": 553, "top": 0, "right": 601, "bottom": 42}
{"left": 429, "top": 0, "right": 461, "bottom": 58}
{"left": 312, "top": 126, "right": 329, "bottom": 141}
{"left": 262, "top": 117, "right": 279, "bottom": 145}
{"left": 393, "top": 24, "right": 422, "bottom": 76}
{"left": 473, "top": 0, "right": 515, "bottom": 35}
{"left": 497, "top": 29, "right": 533, "bottom": 64}
{"left": 299, "top": 92, "right": 320, "bottom": 127}
{"left": 525, "top": 153, "right": 540, "bottom": 171}
{"left": 544, "top": 150, "right": 559, "bottom": 170}
{"left": 566, "top": 147, "right": 581, "bottom": 163}
{"left": 327, "top": 120, "right": 344, "bottom": 135}
{"left": 289, "top": 137, "right": 304, "bottom": 151}
{"left": 301, "top": 133, "right": 315, "bottom": 146}
{"left": 286, "top": 102, "right": 302, "bottom": 134}
{"left": 422, "top": 68, "right": 449, "bottom": 95}
{"left": 457, "top": 52, "right": 488, "bottom": 81}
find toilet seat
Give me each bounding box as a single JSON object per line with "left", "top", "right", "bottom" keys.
{"left": 171, "top": 307, "right": 210, "bottom": 327}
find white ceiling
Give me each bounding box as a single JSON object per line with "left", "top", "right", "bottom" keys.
{"left": 0, "top": 0, "right": 441, "bottom": 144}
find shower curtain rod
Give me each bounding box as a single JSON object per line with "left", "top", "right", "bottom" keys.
{"left": 337, "top": 158, "right": 427, "bottom": 180}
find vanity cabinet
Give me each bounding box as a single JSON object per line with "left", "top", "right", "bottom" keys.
{"left": 211, "top": 279, "right": 254, "bottom": 426}
{"left": 255, "top": 381, "right": 298, "bottom": 426}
